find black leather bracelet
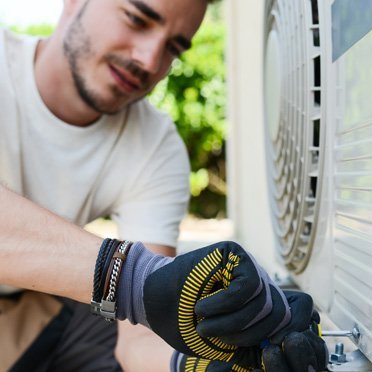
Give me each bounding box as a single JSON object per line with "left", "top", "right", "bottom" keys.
{"left": 91, "top": 238, "right": 113, "bottom": 315}
{"left": 97, "top": 239, "right": 121, "bottom": 302}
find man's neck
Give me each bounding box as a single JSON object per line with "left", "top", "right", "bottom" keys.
{"left": 34, "top": 37, "right": 102, "bottom": 127}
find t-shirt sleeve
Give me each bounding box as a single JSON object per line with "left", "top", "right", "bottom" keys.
{"left": 111, "top": 123, "right": 190, "bottom": 248}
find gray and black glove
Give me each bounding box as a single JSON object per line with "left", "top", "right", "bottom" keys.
{"left": 170, "top": 291, "right": 328, "bottom": 372}
{"left": 172, "top": 331, "right": 327, "bottom": 372}
{"left": 262, "top": 291, "right": 328, "bottom": 371}
{"left": 117, "top": 241, "right": 291, "bottom": 367}
{"left": 262, "top": 328, "right": 328, "bottom": 372}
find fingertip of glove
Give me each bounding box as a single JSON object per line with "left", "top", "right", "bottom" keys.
{"left": 195, "top": 322, "right": 212, "bottom": 338}
{"left": 311, "top": 309, "right": 321, "bottom": 324}
{"left": 283, "top": 331, "right": 303, "bottom": 347}
{"left": 195, "top": 321, "right": 226, "bottom": 339}
{"left": 303, "top": 292, "right": 314, "bottom": 308}
{"left": 302, "top": 329, "right": 329, "bottom": 370}
{"left": 194, "top": 300, "right": 208, "bottom": 318}
{"left": 284, "top": 290, "right": 313, "bottom": 307}
{"left": 262, "top": 345, "right": 290, "bottom": 372}
{"left": 262, "top": 344, "right": 282, "bottom": 360}
{"left": 195, "top": 319, "right": 206, "bottom": 334}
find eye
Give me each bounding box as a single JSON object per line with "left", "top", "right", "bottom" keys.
{"left": 124, "top": 10, "right": 147, "bottom": 28}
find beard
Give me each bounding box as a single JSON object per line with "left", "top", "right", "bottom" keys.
{"left": 62, "top": 1, "right": 150, "bottom": 115}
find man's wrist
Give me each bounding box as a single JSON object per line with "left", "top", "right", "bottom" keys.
{"left": 116, "top": 241, "right": 174, "bottom": 324}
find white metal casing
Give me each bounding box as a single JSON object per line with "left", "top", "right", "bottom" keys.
{"left": 226, "top": 0, "right": 372, "bottom": 362}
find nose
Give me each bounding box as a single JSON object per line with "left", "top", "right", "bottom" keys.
{"left": 132, "top": 36, "right": 165, "bottom": 75}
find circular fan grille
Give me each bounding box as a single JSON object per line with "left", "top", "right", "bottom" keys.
{"left": 264, "top": 0, "right": 325, "bottom": 273}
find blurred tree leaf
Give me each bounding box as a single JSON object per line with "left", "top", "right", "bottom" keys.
{"left": 10, "top": 24, "right": 54, "bottom": 36}
{"left": 149, "top": 5, "right": 226, "bottom": 218}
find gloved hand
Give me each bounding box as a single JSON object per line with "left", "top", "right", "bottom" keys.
{"left": 222, "top": 290, "right": 321, "bottom": 347}
{"left": 170, "top": 291, "right": 328, "bottom": 372}
{"left": 170, "top": 350, "right": 261, "bottom": 372}
{"left": 172, "top": 329, "right": 328, "bottom": 372}
{"left": 262, "top": 291, "right": 328, "bottom": 371}
{"left": 261, "top": 329, "right": 328, "bottom": 372}
{"left": 136, "top": 241, "right": 291, "bottom": 365}
{"left": 269, "top": 290, "right": 323, "bottom": 344}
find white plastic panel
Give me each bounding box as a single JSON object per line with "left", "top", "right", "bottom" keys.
{"left": 330, "top": 30, "right": 372, "bottom": 361}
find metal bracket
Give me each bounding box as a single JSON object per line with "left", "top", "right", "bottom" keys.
{"left": 328, "top": 350, "right": 372, "bottom": 371}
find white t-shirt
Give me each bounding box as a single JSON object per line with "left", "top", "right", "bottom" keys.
{"left": 0, "top": 29, "right": 190, "bottom": 264}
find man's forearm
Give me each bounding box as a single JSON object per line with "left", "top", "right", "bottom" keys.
{"left": 0, "top": 184, "right": 101, "bottom": 303}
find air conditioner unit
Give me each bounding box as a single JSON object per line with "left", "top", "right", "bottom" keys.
{"left": 227, "top": 0, "right": 372, "bottom": 368}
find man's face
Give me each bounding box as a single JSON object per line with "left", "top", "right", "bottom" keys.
{"left": 62, "top": 0, "right": 207, "bottom": 114}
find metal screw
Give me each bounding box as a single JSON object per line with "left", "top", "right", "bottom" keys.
{"left": 335, "top": 343, "right": 344, "bottom": 355}
{"left": 321, "top": 327, "right": 360, "bottom": 341}
{"left": 330, "top": 343, "right": 347, "bottom": 364}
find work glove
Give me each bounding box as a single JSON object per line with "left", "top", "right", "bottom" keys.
{"left": 117, "top": 241, "right": 291, "bottom": 366}
{"left": 261, "top": 328, "right": 328, "bottom": 372}
{"left": 263, "top": 291, "right": 328, "bottom": 371}
{"left": 170, "top": 291, "right": 328, "bottom": 372}
{"left": 172, "top": 330, "right": 328, "bottom": 372}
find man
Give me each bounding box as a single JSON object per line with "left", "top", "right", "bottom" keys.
{"left": 1, "top": 0, "right": 204, "bottom": 369}
{"left": 0, "top": 0, "right": 327, "bottom": 371}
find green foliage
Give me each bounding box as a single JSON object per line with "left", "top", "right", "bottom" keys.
{"left": 10, "top": 24, "right": 54, "bottom": 37}
{"left": 149, "top": 8, "right": 227, "bottom": 218}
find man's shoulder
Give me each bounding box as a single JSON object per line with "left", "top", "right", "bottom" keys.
{"left": 0, "top": 27, "right": 36, "bottom": 49}
{"left": 0, "top": 27, "right": 39, "bottom": 71}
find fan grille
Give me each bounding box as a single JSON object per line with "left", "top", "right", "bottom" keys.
{"left": 264, "top": 0, "right": 325, "bottom": 273}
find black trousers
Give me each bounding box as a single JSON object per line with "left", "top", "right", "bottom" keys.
{"left": 10, "top": 295, "right": 122, "bottom": 372}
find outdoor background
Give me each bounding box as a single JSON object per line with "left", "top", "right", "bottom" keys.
{"left": 1, "top": 2, "right": 358, "bottom": 356}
